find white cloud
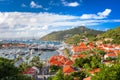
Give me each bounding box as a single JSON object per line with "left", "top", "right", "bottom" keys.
{"left": 0, "top": 11, "right": 119, "bottom": 39}
{"left": 62, "top": 0, "right": 79, "bottom": 7}
{"left": 66, "top": 2, "right": 79, "bottom": 7}
{"left": 21, "top": 3, "right": 27, "bottom": 7}
{"left": 30, "top": 1, "right": 42, "bottom": 8}
{"left": 80, "top": 9, "right": 112, "bottom": 19}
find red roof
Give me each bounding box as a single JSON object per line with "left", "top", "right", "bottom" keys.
{"left": 106, "top": 53, "right": 117, "bottom": 57}
{"left": 79, "top": 42, "right": 88, "bottom": 49}
{"left": 63, "top": 65, "right": 75, "bottom": 73}
{"left": 71, "top": 54, "right": 86, "bottom": 61}
{"left": 89, "top": 68, "right": 100, "bottom": 74}
{"left": 49, "top": 55, "right": 57, "bottom": 62}
{"left": 64, "top": 60, "right": 73, "bottom": 65}
{"left": 50, "top": 60, "right": 63, "bottom": 66}
{"left": 83, "top": 77, "right": 91, "bottom": 80}
{"left": 72, "top": 42, "right": 89, "bottom": 52}
{"left": 60, "top": 57, "right": 68, "bottom": 64}
{"left": 49, "top": 55, "right": 68, "bottom": 66}
{"left": 23, "top": 68, "right": 36, "bottom": 74}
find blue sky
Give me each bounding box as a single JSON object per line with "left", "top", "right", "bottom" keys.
{"left": 0, "top": 0, "right": 120, "bottom": 39}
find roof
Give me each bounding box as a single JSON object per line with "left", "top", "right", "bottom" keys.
{"left": 72, "top": 42, "right": 89, "bottom": 52}
{"left": 49, "top": 55, "right": 57, "bottom": 62}
{"left": 106, "top": 53, "right": 117, "bottom": 57}
{"left": 49, "top": 55, "right": 68, "bottom": 66}
{"left": 89, "top": 68, "right": 100, "bottom": 74}
{"left": 63, "top": 65, "right": 75, "bottom": 73}
{"left": 79, "top": 42, "right": 88, "bottom": 49}
{"left": 23, "top": 67, "right": 36, "bottom": 75}
{"left": 64, "top": 60, "right": 73, "bottom": 65}
{"left": 83, "top": 77, "right": 91, "bottom": 80}
{"left": 50, "top": 60, "right": 63, "bottom": 66}
{"left": 71, "top": 54, "right": 86, "bottom": 60}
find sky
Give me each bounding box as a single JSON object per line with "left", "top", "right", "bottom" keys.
{"left": 0, "top": 0, "right": 120, "bottom": 39}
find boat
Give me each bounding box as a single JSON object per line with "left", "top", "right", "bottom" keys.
{"left": 29, "top": 44, "right": 57, "bottom": 51}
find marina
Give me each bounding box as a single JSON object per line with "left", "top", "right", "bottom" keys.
{"left": 0, "top": 40, "right": 61, "bottom": 61}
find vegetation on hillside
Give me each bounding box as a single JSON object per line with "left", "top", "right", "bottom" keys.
{"left": 100, "top": 26, "right": 120, "bottom": 44}
{"left": 41, "top": 26, "right": 104, "bottom": 41}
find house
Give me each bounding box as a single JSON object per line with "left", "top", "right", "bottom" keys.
{"left": 71, "top": 54, "right": 86, "bottom": 61}
{"left": 49, "top": 55, "right": 68, "bottom": 66}
{"left": 104, "top": 53, "right": 118, "bottom": 59}
{"left": 23, "top": 66, "right": 39, "bottom": 79}
{"left": 83, "top": 77, "right": 91, "bottom": 80}
{"left": 104, "top": 38, "right": 113, "bottom": 41}
{"left": 72, "top": 42, "right": 89, "bottom": 53}
{"left": 64, "top": 60, "right": 73, "bottom": 65}
{"left": 63, "top": 65, "right": 75, "bottom": 75}
{"left": 96, "top": 40, "right": 103, "bottom": 45}
{"left": 89, "top": 68, "right": 100, "bottom": 75}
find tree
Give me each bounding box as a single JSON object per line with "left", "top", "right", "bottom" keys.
{"left": 0, "top": 57, "right": 34, "bottom": 80}
{"left": 64, "top": 48, "right": 70, "bottom": 58}
{"left": 71, "top": 71, "right": 86, "bottom": 80}
{"left": 91, "top": 64, "right": 120, "bottom": 80}
{"left": 49, "top": 65, "right": 61, "bottom": 73}
{"left": 52, "top": 70, "right": 64, "bottom": 80}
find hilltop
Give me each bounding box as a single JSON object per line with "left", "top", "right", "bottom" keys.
{"left": 40, "top": 26, "right": 104, "bottom": 41}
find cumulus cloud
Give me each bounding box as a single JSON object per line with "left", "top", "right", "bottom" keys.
{"left": 62, "top": 0, "right": 79, "bottom": 7}
{"left": 0, "top": 11, "right": 119, "bottom": 39}
{"left": 30, "top": 1, "right": 42, "bottom": 8}
{"left": 80, "top": 9, "right": 112, "bottom": 19}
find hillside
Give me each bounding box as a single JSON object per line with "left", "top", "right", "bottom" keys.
{"left": 101, "top": 26, "right": 120, "bottom": 44}
{"left": 41, "top": 26, "right": 104, "bottom": 41}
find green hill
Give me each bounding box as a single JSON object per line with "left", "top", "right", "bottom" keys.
{"left": 40, "top": 26, "right": 104, "bottom": 41}
{"left": 101, "top": 26, "right": 120, "bottom": 44}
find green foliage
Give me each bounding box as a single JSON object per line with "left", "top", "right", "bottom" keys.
{"left": 0, "top": 57, "right": 34, "bottom": 80}
{"left": 92, "top": 64, "right": 120, "bottom": 80}
{"left": 74, "top": 55, "right": 101, "bottom": 69}
{"left": 64, "top": 75, "right": 74, "bottom": 80}
{"left": 101, "top": 26, "right": 120, "bottom": 44}
{"left": 30, "top": 56, "right": 43, "bottom": 69}
{"left": 52, "top": 70, "right": 64, "bottom": 80}
{"left": 64, "top": 34, "right": 81, "bottom": 45}
{"left": 41, "top": 26, "right": 103, "bottom": 41}
{"left": 64, "top": 48, "right": 70, "bottom": 58}
{"left": 1, "top": 74, "right": 34, "bottom": 80}
{"left": 50, "top": 65, "right": 61, "bottom": 73}
{"left": 71, "top": 71, "right": 86, "bottom": 80}
{"left": 0, "top": 58, "right": 19, "bottom": 79}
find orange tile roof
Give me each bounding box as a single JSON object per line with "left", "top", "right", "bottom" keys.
{"left": 106, "top": 53, "right": 117, "bottom": 57}
{"left": 49, "top": 55, "right": 57, "bottom": 62}
{"left": 50, "top": 61, "right": 63, "bottom": 66}
{"left": 83, "top": 77, "right": 91, "bottom": 80}
{"left": 71, "top": 54, "right": 86, "bottom": 59}
{"left": 89, "top": 68, "right": 100, "bottom": 74}
{"left": 72, "top": 42, "right": 89, "bottom": 52}
{"left": 60, "top": 57, "right": 68, "bottom": 64}
{"left": 64, "top": 60, "right": 73, "bottom": 65}
{"left": 79, "top": 42, "right": 88, "bottom": 49}
{"left": 63, "top": 65, "right": 75, "bottom": 73}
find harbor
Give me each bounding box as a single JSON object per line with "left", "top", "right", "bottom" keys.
{"left": 0, "top": 40, "right": 62, "bottom": 61}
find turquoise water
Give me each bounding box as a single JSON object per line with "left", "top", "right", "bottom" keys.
{"left": 1, "top": 39, "right": 61, "bottom": 45}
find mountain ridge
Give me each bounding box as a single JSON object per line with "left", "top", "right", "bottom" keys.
{"left": 40, "top": 26, "right": 104, "bottom": 41}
